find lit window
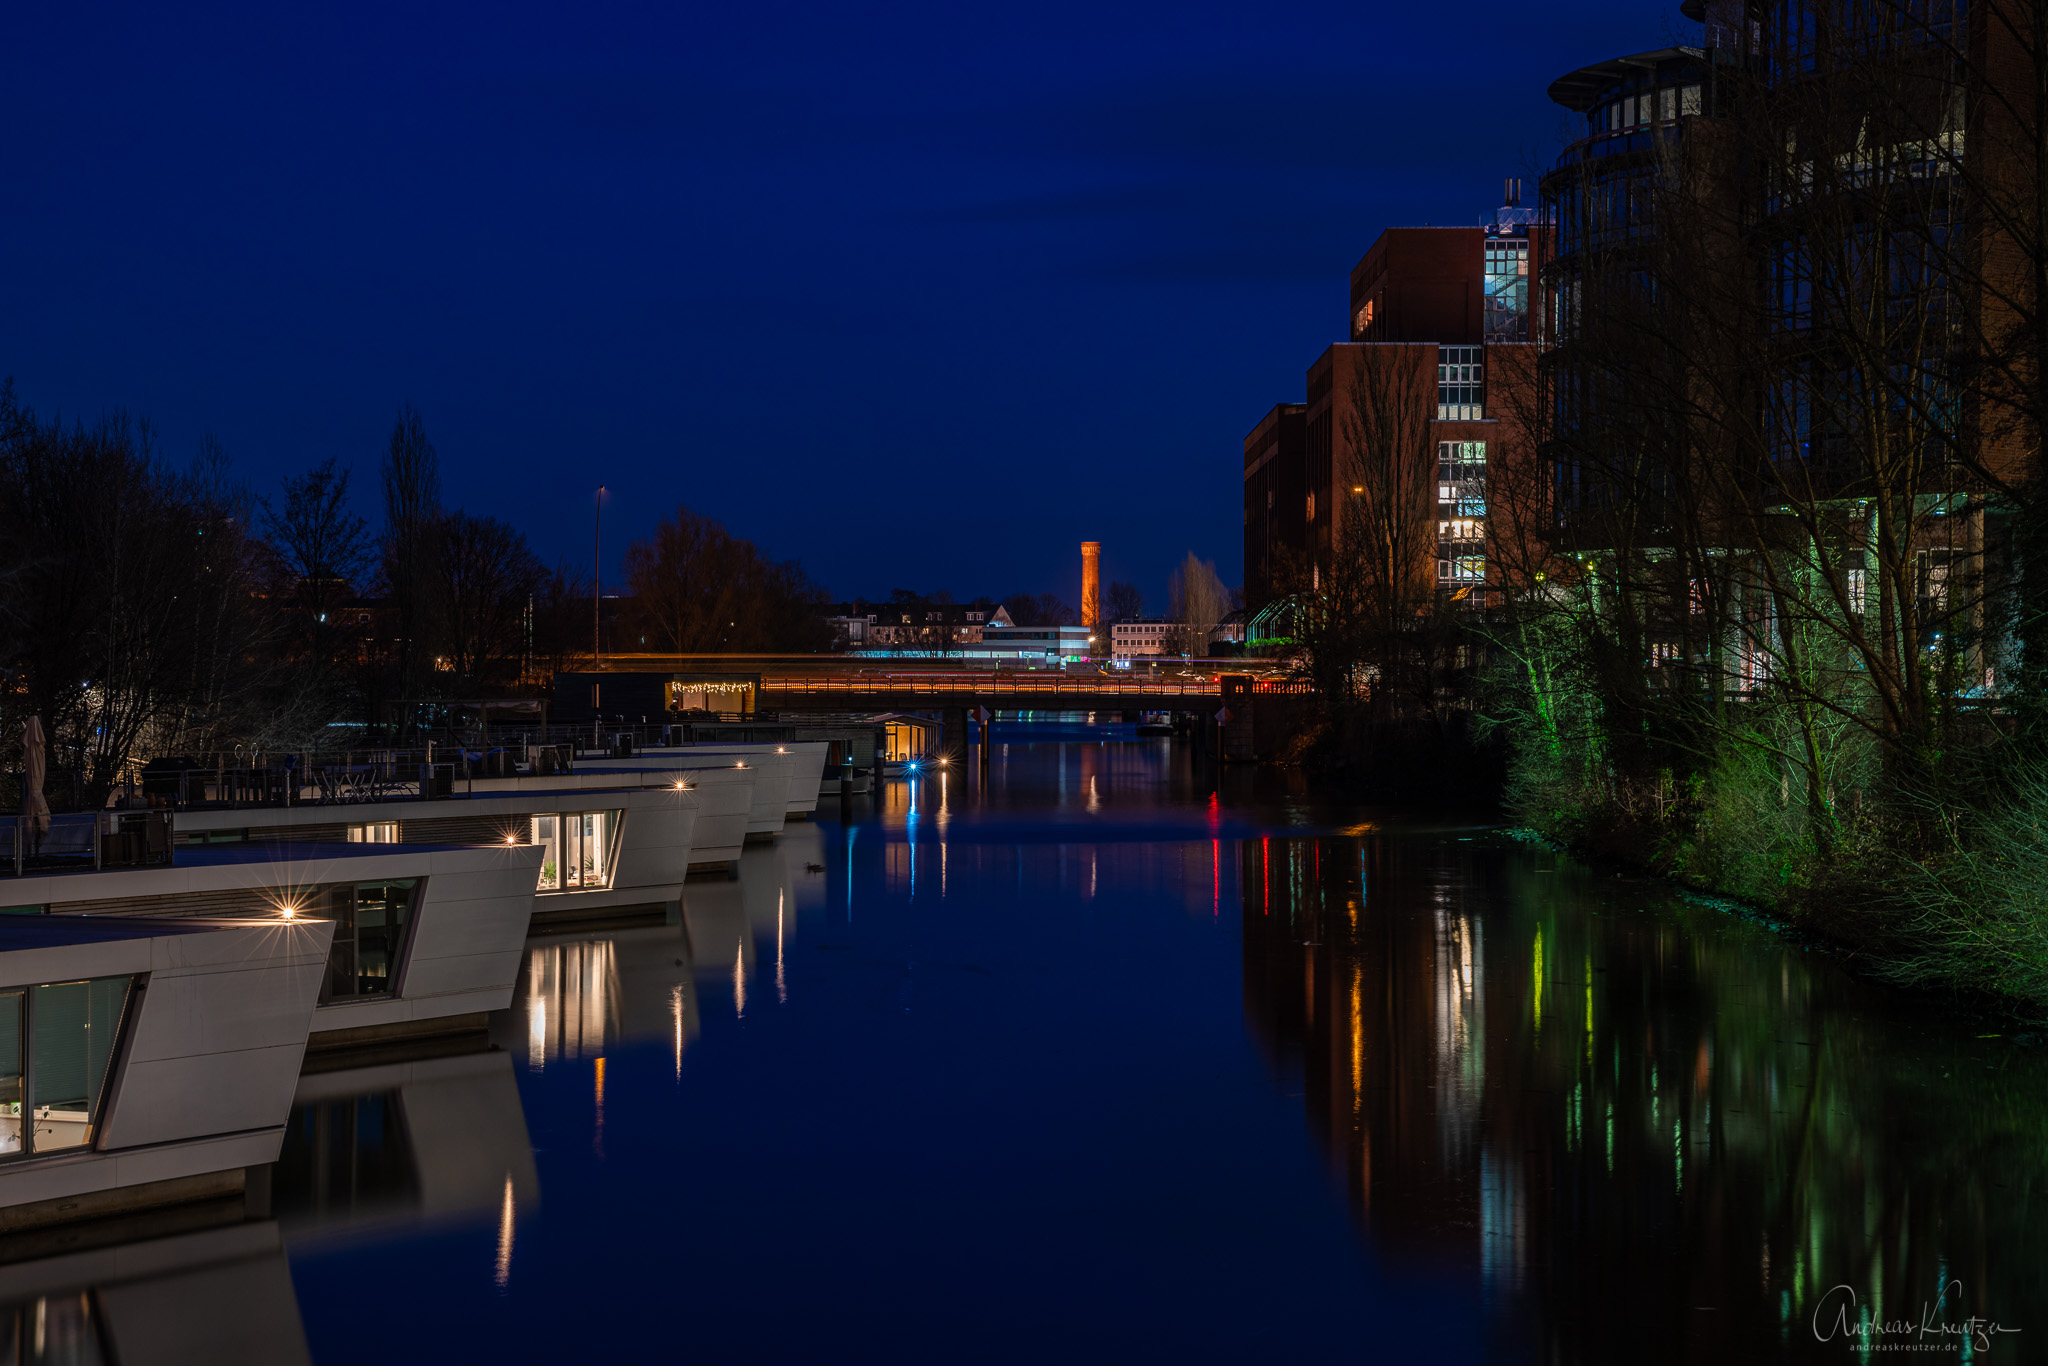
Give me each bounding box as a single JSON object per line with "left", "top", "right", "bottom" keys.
{"left": 1437, "top": 347, "right": 1483, "bottom": 419}
{"left": 347, "top": 822, "right": 398, "bottom": 843}
{"left": 532, "top": 813, "right": 616, "bottom": 892}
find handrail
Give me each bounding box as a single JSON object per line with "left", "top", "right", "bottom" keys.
{"left": 759, "top": 676, "right": 1227, "bottom": 696}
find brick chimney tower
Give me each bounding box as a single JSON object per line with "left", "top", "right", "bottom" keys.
{"left": 1080, "top": 541, "right": 1101, "bottom": 636}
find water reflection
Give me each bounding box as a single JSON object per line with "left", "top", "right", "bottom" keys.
{"left": 275, "top": 1049, "right": 541, "bottom": 1251}
{"left": 1242, "top": 832, "right": 2048, "bottom": 1360}
{"left": 0, "top": 1223, "right": 311, "bottom": 1365}
{"left": 678, "top": 823, "right": 825, "bottom": 1021}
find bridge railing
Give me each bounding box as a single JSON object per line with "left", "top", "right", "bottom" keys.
{"left": 760, "top": 675, "right": 1226, "bottom": 697}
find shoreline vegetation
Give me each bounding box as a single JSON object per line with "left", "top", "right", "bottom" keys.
{"left": 1293, "top": 705, "right": 2048, "bottom": 1023}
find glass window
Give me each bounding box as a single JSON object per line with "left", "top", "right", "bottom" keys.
{"left": 533, "top": 815, "right": 561, "bottom": 891}
{"left": 1436, "top": 347, "right": 1484, "bottom": 419}
{"left": 530, "top": 813, "right": 614, "bottom": 892}
{"left": 1660, "top": 87, "right": 1676, "bottom": 122}
{"left": 0, "top": 991, "right": 19, "bottom": 1157}
{"left": 320, "top": 881, "right": 419, "bottom": 1003}
{"left": 1681, "top": 84, "right": 1701, "bottom": 116}
{"left": 348, "top": 823, "right": 398, "bottom": 843}
{"left": 0, "top": 976, "right": 134, "bottom": 1158}
{"left": 31, "top": 978, "right": 131, "bottom": 1152}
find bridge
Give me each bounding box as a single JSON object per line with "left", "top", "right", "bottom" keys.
{"left": 759, "top": 672, "right": 1232, "bottom": 714}
{"left": 559, "top": 656, "right": 1304, "bottom": 722}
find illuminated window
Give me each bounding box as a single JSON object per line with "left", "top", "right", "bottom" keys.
{"left": 885, "top": 722, "right": 931, "bottom": 762}
{"left": 1437, "top": 347, "right": 1483, "bottom": 420}
{"left": 1484, "top": 241, "right": 1529, "bottom": 342}
{"left": 1436, "top": 442, "right": 1487, "bottom": 584}
{"left": 347, "top": 822, "right": 398, "bottom": 843}
{"left": 532, "top": 813, "right": 617, "bottom": 892}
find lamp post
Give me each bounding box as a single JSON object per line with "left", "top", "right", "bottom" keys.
{"left": 593, "top": 486, "right": 606, "bottom": 666}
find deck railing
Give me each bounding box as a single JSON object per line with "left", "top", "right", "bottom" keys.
{"left": 760, "top": 675, "right": 1226, "bottom": 697}
{"left": 2, "top": 810, "right": 174, "bottom": 879}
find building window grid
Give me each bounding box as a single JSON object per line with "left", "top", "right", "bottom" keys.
{"left": 1484, "top": 240, "right": 1530, "bottom": 342}
{"left": 1438, "top": 346, "right": 1484, "bottom": 421}
{"left": 1436, "top": 441, "right": 1488, "bottom": 584}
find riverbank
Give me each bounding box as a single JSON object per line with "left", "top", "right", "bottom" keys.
{"left": 1502, "top": 764, "right": 2048, "bottom": 1023}
{"left": 1266, "top": 700, "right": 2048, "bottom": 1020}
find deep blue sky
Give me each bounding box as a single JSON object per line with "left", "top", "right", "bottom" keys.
{"left": 4, "top": 0, "right": 1679, "bottom": 611}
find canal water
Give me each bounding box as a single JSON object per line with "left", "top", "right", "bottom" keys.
{"left": 268, "top": 719, "right": 2043, "bottom": 1363}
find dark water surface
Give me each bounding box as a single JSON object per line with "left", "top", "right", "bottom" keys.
{"left": 271, "top": 722, "right": 2046, "bottom": 1363}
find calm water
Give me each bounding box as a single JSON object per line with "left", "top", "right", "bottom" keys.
{"left": 102, "top": 723, "right": 2048, "bottom": 1360}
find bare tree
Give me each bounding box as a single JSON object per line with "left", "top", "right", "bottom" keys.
{"left": 264, "top": 458, "right": 371, "bottom": 700}
{"left": 436, "top": 512, "right": 546, "bottom": 687}
{"left": 1001, "top": 593, "right": 1076, "bottom": 627}
{"left": 1104, "top": 580, "right": 1145, "bottom": 622}
{"left": 0, "top": 389, "right": 279, "bottom": 803}
{"left": 1167, "top": 552, "right": 1230, "bottom": 657}
{"left": 623, "top": 506, "right": 831, "bottom": 653}
{"left": 380, "top": 404, "right": 442, "bottom": 715}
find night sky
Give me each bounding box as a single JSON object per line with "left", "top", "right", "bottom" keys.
{"left": 4, "top": 0, "right": 1673, "bottom": 611}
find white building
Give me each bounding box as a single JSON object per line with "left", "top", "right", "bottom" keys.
{"left": 1110, "top": 619, "right": 1178, "bottom": 659}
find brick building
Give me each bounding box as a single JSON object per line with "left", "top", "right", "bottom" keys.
{"left": 1244, "top": 190, "right": 1548, "bottom": 616}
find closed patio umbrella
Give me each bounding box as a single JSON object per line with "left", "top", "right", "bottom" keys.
{"left": 21, "top": 716, "right": 49, "bottom": 854}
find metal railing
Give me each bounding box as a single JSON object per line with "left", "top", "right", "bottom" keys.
{"left": 139, "top": 744, "right": 582, "bottom": 811}
{"left": 760, "top": 675, "right": 1227, "bottom": 698}
{"left": 4, "top": 810, "right": 174, "bottom": 878}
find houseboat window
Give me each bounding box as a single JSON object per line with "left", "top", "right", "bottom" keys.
{"left": 320, "top": 880, "right": 420, "bottom": 1003}
{"left": 347, "top": 823, "right": 399, "bottom": 843}
{"left": 0, "top": 991, "right": 18, "bottom": 1156}
{"left": 530, "top": 813, "right": 615, "bottom": 892}
{"left": 0, "top": 975, "right": 136, "bottom": 1158}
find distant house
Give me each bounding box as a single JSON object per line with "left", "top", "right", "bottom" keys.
{"left": 825, "top": 600, "right": 1011, "bottom": 652}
